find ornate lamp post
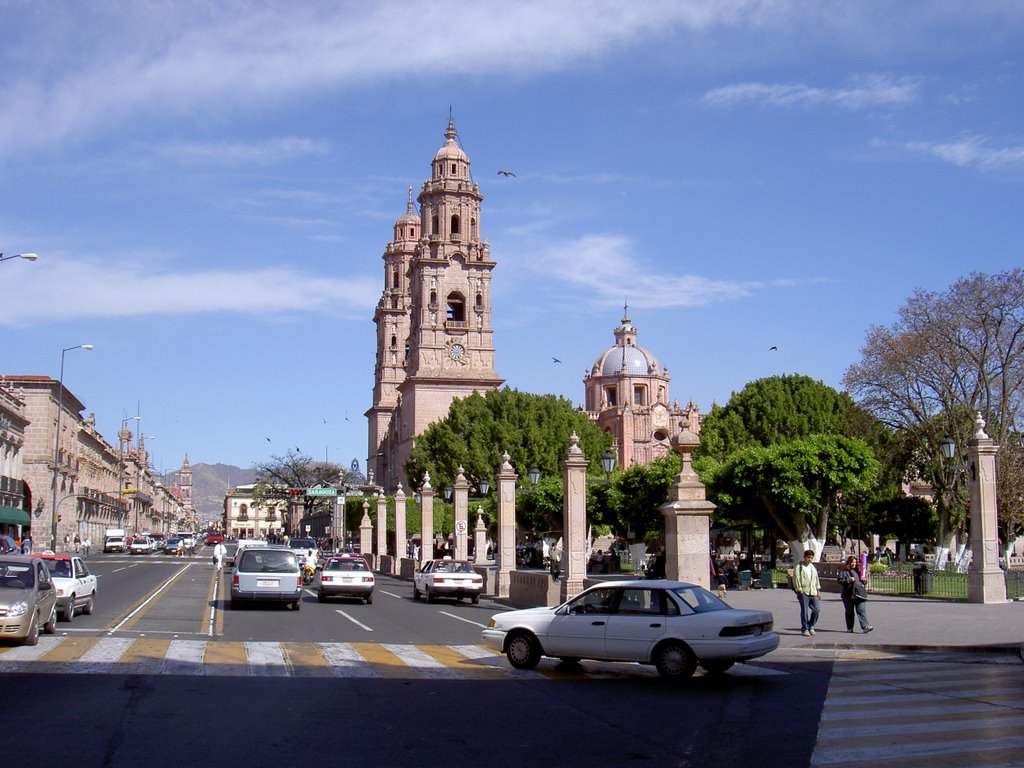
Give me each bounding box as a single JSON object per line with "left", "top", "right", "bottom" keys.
{"left": 50, "top": 344, "right": 93, "bottom": 550}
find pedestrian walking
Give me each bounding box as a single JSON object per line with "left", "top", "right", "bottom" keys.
{"left": 21, "top": 536, "right": 32, "bottom": 554}
{"left": 549, "top": 540, "right": 562, "bottom": 581}
{"left": 793, "top": 549, "right": 821, "bottom": 636}
{"left": 715, "top": 568, "right": 728, "bottom": 599}
{"left": 838, "top": 555, "right": 874, "bottom": 633}
{"left": 83, "top": 536, "right": 91, "bottom": 558}
{"left": 213, "top": 541, "right": 226, "bottom": 570}
{"left": 74, "top": 533, "right": 81, "bottom": 553}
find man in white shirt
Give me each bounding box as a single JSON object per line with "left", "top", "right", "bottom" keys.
{"left": 793, "top": 549, "right": 821, "bottom": 636}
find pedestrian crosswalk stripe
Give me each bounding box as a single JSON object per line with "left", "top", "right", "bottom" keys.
{"left": 812, "top": 657, "right": 1024, "bottom": 768}
{"left": 0, "top": 638, "right": 783, "bottom": 681}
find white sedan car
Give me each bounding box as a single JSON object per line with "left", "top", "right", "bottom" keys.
{"left": 482, "top": 580, "right": 779, "bottom": 680}
{"left": 413, "top": 558, "right": 483, "bottom": 604}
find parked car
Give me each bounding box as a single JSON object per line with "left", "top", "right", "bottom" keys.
{"left": 318, "top": 555, "right": 375, "bottom": 604}
{"left": 39, "top": 554, "right": 97, "bottom": 621}
{"left": 0, "top": 555, "right": 59, "bottom": 645}
{"left": 129, "top": 537, "right": 153, "bottom": 555}
{"left": 230, "top": 547, "right": 302, "bottom": 610}
{"left": 482, "top": 580, "right": 779, "bottom": 680}
{"left": 413, "top": 558, "right": 483, "bottom": 604}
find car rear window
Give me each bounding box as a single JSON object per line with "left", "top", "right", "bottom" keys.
{"left": 288, "top": 538, "right": 316, "bottom": 549}
{"left": 239, "top": 549, "right": 297, "bottom": 573}
{"left": 326, "top": 559, "right": 367, "bottom": 572}
{"left": 669, "top": 586, "right": 729, "bottom": 613}
{"left": 433, "top": 561, "right": 473, "bottom": 573}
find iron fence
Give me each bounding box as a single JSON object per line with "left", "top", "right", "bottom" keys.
{"left": 772, "top": 564, "right": 1023, "bottom": 601}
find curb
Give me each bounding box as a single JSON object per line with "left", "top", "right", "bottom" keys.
{"left": 797, "top": 642, "right": 1023, "bottom": 657}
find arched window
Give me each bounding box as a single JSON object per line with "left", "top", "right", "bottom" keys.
{"left": 471, "top": 218, "right": 478, "bottom": 239}
{"left": 451, "top": 163, "right": 457, "bottom": 175}
{"left": 429, "top": 289, "right": 437, "bottom": 306}
{"left": 475, "top": 293, "right": 483, "bottom": 308}
{"left": 447, "top": 293, "right": 465, "bottom": 322}
{"left": 392, "top": 268, "right": 399, "bottom": 289}
{"left": 390, "top": 335, "right": 397, "bottom": 348}
{"left": 431, "top": 214, "right": 439, "bottom": 234}
{"left": 450, "top": 214, "right": 460, "bottom": 235}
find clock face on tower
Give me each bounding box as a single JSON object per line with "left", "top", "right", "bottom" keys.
{"left": 449, "top": 343, "right": 466, "bottom": 361}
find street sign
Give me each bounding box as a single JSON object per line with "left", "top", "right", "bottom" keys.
{"left": 306, "top": 487, "right": 337, "bottom": 497}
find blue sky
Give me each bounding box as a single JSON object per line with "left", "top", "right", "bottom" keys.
{"left": 2, "top": 1, "right": 1022, "bottom": 476}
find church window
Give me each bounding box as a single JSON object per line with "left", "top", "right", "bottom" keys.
{"left": 429, "top": 289, "right": 437, "bottom": 306}
{"left": 451, "top": 163, "right": 457, "bottom": 174}
{"left": 471, "top": 218, "right": 478, "bottom": 239}
{"left": 658, "top": 386, "right": 666, "bottom": 403}
{"left": 633, "top": 386, "right": 646, "bottom": 406}
{"left": 450, "top": 214, "right": 460, "bottom": 235}
{"left": 604, "top": 386, "right": 617, "bottom": 407}
{"left": 392, "top": 269, "right": 400, "bottom": 289}
{"left": 390, "top": 335, "right": 397, "bottom": 348}
{"left": 475, "top": 293, "right": 482, "bottom": 308}
{"left": 431, "top": 214, "right": 439, "bottom": 234}
{"left": 653, "top": 430, "right": 668, "bottom": 442}
{"left": 446, "top": 293, "right": 465, "bottom": 322}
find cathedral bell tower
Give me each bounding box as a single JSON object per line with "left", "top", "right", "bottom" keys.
{"left": 366, "top": 118, "right": 503, "bottom": 491}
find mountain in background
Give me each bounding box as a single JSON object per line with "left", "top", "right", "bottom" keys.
{"left": 161, "top": 463, "right": 255, "bottom": 523}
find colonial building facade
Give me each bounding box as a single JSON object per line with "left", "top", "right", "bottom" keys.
{"left": 584, "top": 311, "right": 701, "bottom": 470}
{"left": 367, "top": 118, "right": 503, "bottom": 491}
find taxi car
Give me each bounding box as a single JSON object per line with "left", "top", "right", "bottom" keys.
{"left": 318, "top": 555, "right": 375, "bottom": 604}
{"left": 413, "top": 558, "right": 483, "bottom": 604}
{"left": 230, "top": 547, "right": 302, "bottom": 610}
{"left": 482, "top": 580, "right": 779, "bottom": 680}
{"left": 39, "top": 553, "right": 98, "bottom": 621}
{"left": 0, "top": 555, "right": 59, "bottom": 645}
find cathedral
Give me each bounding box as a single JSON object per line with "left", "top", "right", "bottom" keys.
{"left": 366, "top": 118, "right": 503, "bottom": 492}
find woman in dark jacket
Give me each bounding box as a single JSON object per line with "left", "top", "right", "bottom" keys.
{"left": 838, "top": 556, "right": 874, "bottom": 633}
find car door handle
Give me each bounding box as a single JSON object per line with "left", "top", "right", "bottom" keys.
{"left": 591, "top": 621, "right": 606, "bottom": 626}
{"left": 649, "top": 623, "right": 662, "bottom": 628}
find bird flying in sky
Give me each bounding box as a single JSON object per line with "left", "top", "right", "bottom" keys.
{"left": 265, "top": 437, "right": 271, "bottom": 443}
{"left": 497, "top": 169, "right": 516, "bottom": 177}
{"left": 552, "top": 357, "right": 562, "bottom": 363}
{"left": 769, "top": 346, "right": 778, "bottom": 351}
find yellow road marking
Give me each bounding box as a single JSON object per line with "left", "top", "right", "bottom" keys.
{"left": 204, "top": 641, "right": 248, "bottom": 675}
{"left": 351, "top": 642, "right": 410, "bottom": 678}
{"left": 418, "top": 645, "right": 507, "bottom": 679}
{"left": 283, "top": 642, "right": 331, "bottom": 677}
{"left": 118, "top": 638, "right": 170, "bottom": 665}
{"left": 40, "top": 636, "right": 100, "bottom": 662}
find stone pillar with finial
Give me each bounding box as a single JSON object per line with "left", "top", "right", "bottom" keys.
{"left": 659, "top": 426, "right": 715, "bottom": 588}
{"left": 394, "top": 483, "right": 407, "bottom": 574}
{"left": 359, "top": 500, "right": 373, "bottom": 567}
{"left": 419, "top": 472, "right": 434, "bottom": 564}
{"left": 474, "top": 508, "right": 487, "bottom": 563}
{"left": 496, "top": 452, "right": 517, "bottom": 598}
{"left": 560, "top": 432, "right": 589, "bottom": 603}
{"left": 453, "top": 466, "right": 470, "bottom": 560}
{"left": 967, "top": 413, "right": 1006, "bottom": 603}
{"left": 376, "top": 491, "right": 387, "bottom": 564}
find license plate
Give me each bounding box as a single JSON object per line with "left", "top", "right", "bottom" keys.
{"left": 341, "top": 577, "right": 353, "bottom": 583}
{"left": 256, "top": 579, "right": 278, "bottom": 587}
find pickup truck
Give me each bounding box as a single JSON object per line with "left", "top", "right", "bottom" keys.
{"left": 38, "top": 554, "right": 98, "bottom": 622}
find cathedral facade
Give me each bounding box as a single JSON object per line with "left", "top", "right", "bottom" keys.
{"left": 584, "top": 311, "right": 700, "bottom": 469}
{"left": 366, "top": 119, "right": 503, "bottom": 492}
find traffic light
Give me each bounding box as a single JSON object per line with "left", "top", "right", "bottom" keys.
{"left": 288, "top": 488, "right": 302, "bottom": 496}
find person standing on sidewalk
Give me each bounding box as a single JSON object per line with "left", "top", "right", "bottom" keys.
{"left": 793, "top": 549, "right": 821, "bottom": 636}
{"left": 838, "top": 556, "right": 874, "bottom": 633}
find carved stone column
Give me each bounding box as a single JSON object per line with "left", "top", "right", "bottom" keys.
{"left": 453, "top": 466, "right": 470, "bottom": 560}
{"left": 359, "top": 501, "right": 373, "bottom": 566}
{"left": 659, "top": 428, "right": 715, "bottom": 589}
{"left": 560, "top": 432, "right": 588, "bottom": 603}
{"left": 496, "top": 452, "right": 517, "bottom": 598}
{"left": 967, "top": 414, "right": 1006, "bottom": 604}
{"left": 474, "top": 509, "right": 487, "bottom": 563}
{"left": 375, "top": 491, "right": 387, "bottom": 561}
{"left": 394, "top": 483, "right": 407, "bottom": 574}
{"left": 419, "top": 472, "right": 434, "bottom": 564}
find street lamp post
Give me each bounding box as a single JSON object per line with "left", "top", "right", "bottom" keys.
{"left": 0, "top": 252, "right": 38, "bottom": 263}
{"left": 50, "top": 344, "right": 94, "bottom": 550}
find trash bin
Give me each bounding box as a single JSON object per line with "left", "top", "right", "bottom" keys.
{"left": 760, "top": 569, "right": 775, "bottom": 589}
{"left": 913, "top": 563, "right": 932, "bottom": 595}
{"left": 739, "top": 570, "right": 753, "bottom": 589}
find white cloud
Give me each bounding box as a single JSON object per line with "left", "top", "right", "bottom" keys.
{"left": 154, "top": 137, "right": 331, "bottom": 165}
{"left": 0, "top": 257, "right": 379, "bottom": 326}
{"left": 905, "top": 136, "right": 1024, "bottom": 171}
{"left": 529, "top": 233, "right": 809, "bottom": 309}
{"left": 701, "top": 74, "right": 922, "bottom": 110}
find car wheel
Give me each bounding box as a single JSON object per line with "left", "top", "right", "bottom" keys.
{"left": 43, "top": 605, "right": 57, "bottom": 634}
{"left": 701, "top": 660, "right": 735, "bottom": 675}
{"left": 292, "top": 600, "right": 301, "bottom": 611}
{"left": 23, "top": 612, "right": 39, "bottom": 647}
{"left": 63, "top": 595, "right": 75, "bottom": 622}
{"left": 506, "top": 632, "right": 542, "bottom": 670}
{"left": 82, "top": 594, "right": 95, "bottom": 615}
{"left": 365, "top": 593, "right": 373, "bottom": 605}
{"left": 230, "top": 597, "right": 240, "bottom": 610}
{"left": 653, "top": 641, "right": 697, "bottom": 680}
{"left": 426, "top": 588, "right": 435, "bottom": 604}
{"left": 317, "top": 591, "right": 326, "bottom": 603}
{"left": 471, "top": 594, "right": 480, "bottom": 605}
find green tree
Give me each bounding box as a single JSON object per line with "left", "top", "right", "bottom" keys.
{"left": 252, "top": 450, "right": 343, "bottom": 520}
{"left": 405, "top": 388, "right": 612, "bottom": 498}
{"left": 603, "top": 453, "right": 680, "bottom": 541}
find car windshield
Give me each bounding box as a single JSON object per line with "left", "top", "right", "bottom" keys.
{"left": 0, "top": 563, "right": 35, "bottom": 589}
{"left": 326, "top": 559, "right": 367, "bottom": 572}
{"left": 43, "top": 559, "right": 73, "bottom": 577}
{"left": 669, "top": 586, "right": 730, "bottom": 613}
{"left": 433, "top": 561, "right": 473, "bottom": 573}
{"left": 239, "top": 550, "right": 296, "bottom": 573}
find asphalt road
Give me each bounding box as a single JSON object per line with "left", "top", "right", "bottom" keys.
{"left": 5, "top": 547, "right": 1015, "bottom": 767}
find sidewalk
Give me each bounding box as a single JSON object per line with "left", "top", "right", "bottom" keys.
{"left": 720, "top": 584, "right": 1023, "bottom": 656}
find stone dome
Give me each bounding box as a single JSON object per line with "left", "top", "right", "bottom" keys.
{"left": 594, "top": 343, "right": 663, "bottom": 376}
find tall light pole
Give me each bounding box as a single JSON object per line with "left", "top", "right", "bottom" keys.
{"left": 0, "top": 252, "right": 38, "bottom": 263}
{"left": 51, "top": 344, "right": 94, "bottom": 550}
